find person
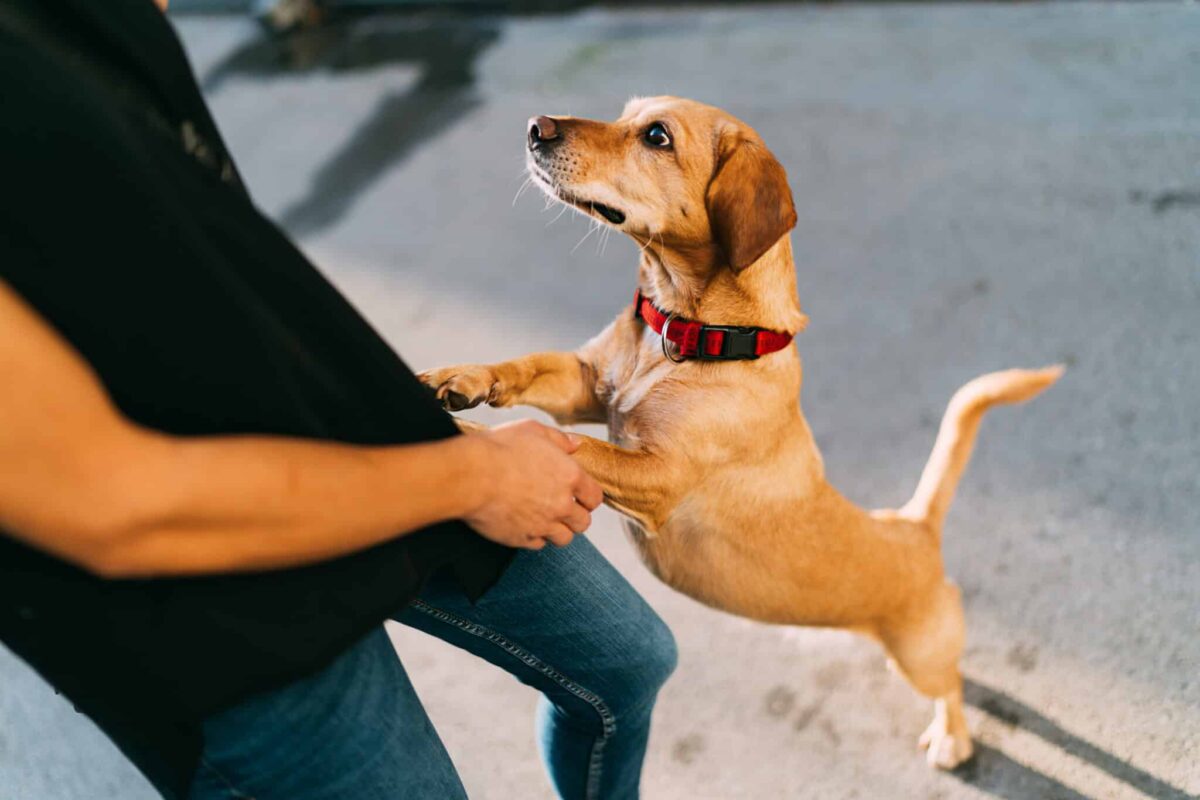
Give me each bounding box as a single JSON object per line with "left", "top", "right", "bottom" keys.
{"left": 251, "top": 0, "right": 322, "bottom": 33}
{"left": 0, "top": 1, "right": 677, "bottom": 798}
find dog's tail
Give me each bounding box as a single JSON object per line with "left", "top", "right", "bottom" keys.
{"left": 900, "top": 366, "right": 1063, "bottom": 532}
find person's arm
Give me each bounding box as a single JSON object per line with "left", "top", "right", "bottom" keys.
{"left": 0, "top": 280, "right": 602, "bottom": 579}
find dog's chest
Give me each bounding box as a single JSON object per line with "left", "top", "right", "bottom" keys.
{"left": 597, "top": 330, "right": 676, "bottom": 442}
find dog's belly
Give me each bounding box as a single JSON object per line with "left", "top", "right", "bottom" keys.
{"left": 602, "top": 359, "right": 942, "bottom": 628}
{"left": 621, "top": 478, "right": 941, "bottom": 628}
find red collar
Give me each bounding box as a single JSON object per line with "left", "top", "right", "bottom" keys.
{"left": 633, "top": 289, "right": 794, "bottom": 362}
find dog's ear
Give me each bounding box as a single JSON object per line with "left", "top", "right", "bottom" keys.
{"left": 705, "top": 130, "right": 797, "bottom": 273}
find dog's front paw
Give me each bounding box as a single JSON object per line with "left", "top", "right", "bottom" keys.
{"left": 418, "top": 365, "right": 505, "bottom": 412}
{"left": 919, "top": 718, "right": 974, "bottom": 770}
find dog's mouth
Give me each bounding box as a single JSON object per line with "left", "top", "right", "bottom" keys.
{"left": 575, "top": 199, "right": 626, "bottom": 225}
{"left": 529, "top": 166, "right": 627, "bottom": 226}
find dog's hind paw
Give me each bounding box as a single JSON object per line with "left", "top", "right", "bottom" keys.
{"left": 919, "top": 720, "right": 974, "bottom": 770}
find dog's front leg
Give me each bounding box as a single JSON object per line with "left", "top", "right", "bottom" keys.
{"left": 569, "top": 436, "right": 681, "bottom": 531}
{"left": 419, "top": 352, "right": 604, "bottom": 425}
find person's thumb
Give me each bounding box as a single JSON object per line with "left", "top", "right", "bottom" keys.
{"left": 538, "top": 425, "right": 581, "bottom": 454}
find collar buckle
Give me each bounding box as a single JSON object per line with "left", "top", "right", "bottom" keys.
{"left": 698, "top": 324, "right": 760, "bottom": 361}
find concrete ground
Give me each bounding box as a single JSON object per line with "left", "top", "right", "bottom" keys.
{"left": 2, "top": 3, "right": 1198, "bottom": 798}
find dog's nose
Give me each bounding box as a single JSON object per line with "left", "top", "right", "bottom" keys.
{"left": 528, "top": 115, "right": 559, "bottom": 150}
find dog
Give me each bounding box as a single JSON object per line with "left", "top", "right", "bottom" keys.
{"left": 419, "top": 96, "right": 1061, "bottom": 769}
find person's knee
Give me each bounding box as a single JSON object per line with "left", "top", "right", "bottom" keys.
{"left": 616, "top": 611, "right": 678, "bottom": 714}
{"left": 646, "top": 613, "right": 679, "bottom": 689}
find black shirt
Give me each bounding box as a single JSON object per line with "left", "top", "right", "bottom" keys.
{"left": 0, "top": 0, "right": 512, "bottom": 796}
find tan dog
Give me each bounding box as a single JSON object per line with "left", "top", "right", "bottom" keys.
{"left": 420, "top": 96, "right": 1061, "bottom": 769}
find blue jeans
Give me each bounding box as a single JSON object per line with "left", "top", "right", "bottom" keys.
{"left": 187, "top": 537, "right": 677, "bottom": 800}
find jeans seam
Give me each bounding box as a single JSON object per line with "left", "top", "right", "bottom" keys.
{"left": 197, "top": 757, "right": 255, "bottom": 800}
{"left": 407, "top": 598, "right": 616, "bottom": 800}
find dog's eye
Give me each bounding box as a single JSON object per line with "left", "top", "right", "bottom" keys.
{"left": 643, "top": 122, "right": 672, "bottom": 149}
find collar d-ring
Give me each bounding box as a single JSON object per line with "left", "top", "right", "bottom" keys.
{"left": 660, "top": 312, "right": 687, "bottom": 363}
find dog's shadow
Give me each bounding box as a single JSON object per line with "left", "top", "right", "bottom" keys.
{"left": 956, "top": 678, "right": 1194, "bottom": 800}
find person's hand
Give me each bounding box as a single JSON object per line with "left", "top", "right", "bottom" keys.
{"left": 459, "top": 419, "right": 603, "bottom": 550}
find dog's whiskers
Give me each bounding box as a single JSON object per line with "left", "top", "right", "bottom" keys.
{"left": 655, "top": 232, "right": 676, "bottom": 273}
{"left": 512, "top": 177, "right": 535, "bottom": 207}
{"left": 571, "top": 215, "right": 603, "bottom": 254}
{"left": 598, "top": 225, "right": 613, "bottom": 255}
{"left": 545, "top": 203, "right": 570, "bottom": 227}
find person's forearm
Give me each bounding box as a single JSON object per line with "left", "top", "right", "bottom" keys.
{"left": 34, "top": 426, "right": 488, "bottom": 579}
{"left": 0, "top": 278, "right": 502, "bottom": 579}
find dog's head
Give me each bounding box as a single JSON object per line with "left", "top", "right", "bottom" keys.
{"left": 525, "top": 96, "right": 796, "bottom": 273}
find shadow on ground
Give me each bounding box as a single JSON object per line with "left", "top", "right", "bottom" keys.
{"left": 202, "top": 15, "right": 502, "bottom": 236}
{"left": 958, "top": 678, "right": 1197, "bottom": 800}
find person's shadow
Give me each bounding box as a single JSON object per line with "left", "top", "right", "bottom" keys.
{"left": 202, "top": 12, "right": 506, "bottom": 237}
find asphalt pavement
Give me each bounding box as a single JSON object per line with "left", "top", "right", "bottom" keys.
{"left": 1, "top": 3, "right": 1197, "bottom": 798}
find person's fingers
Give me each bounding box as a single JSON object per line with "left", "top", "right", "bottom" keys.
{"left": 522, "top": 533, "right": 548, "bottom": 551}
{"left": 574, "top": 470, "right": 603, "bottom": 510}
{"left": 562, "top": 502, "right": 591, "bottom": 534}
{"left": 544, "top": 524, "right": 576, "bottom": 548}
{"left": 496, "top": 418, "right": 542, "bottom": 437}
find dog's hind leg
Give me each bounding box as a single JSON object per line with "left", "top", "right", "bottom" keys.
{"left": 879, "top": 580, "right": 974, "bottom": 769}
